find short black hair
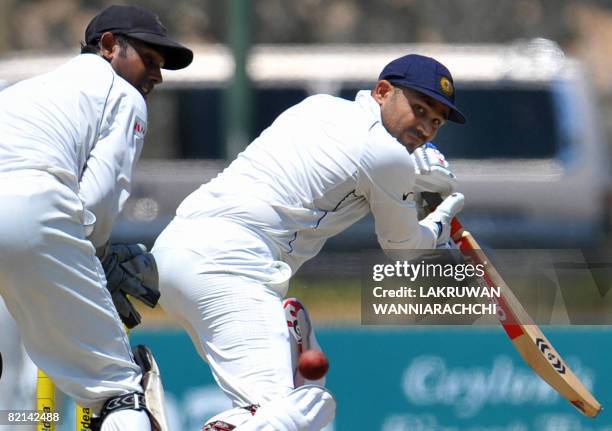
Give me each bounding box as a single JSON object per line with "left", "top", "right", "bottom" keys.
{"left": 80, "top": 38, "right": 99, "bottom": 54}
{"left": 80, "top": 34, "right": 130, "bottom": 55}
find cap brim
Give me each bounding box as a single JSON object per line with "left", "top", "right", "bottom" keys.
{"left": 126, "top": 32, "right": 193, "bottom": 70}
{"left": 400, "top": 83, "right": 467, "bottom": 124}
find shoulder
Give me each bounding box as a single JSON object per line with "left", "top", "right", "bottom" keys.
{"left": 299, "top": 93, "right": 371, "bottom": 130}
{"left": 113, "top": 78, "right": 146, "bottom": 115}
{"left": 72, "top": 55, "right": 145, "bottom": 111}
{"left": 292, "top": 93, "right": 355, "bottom": 113}
{"left": 360, "top": 125, "right": 416, "bottom": 184}
{"left": 271, "top": 93, "right": 367, "bottom": 136}
{"left": 65, "top": 54, "right": 114, "bottom": 84}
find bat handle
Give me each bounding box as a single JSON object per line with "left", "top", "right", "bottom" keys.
{"left": 450, "top": 217, "right": 464, "bottom": 239}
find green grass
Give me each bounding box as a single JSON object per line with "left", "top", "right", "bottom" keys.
{"left": 286, "top": 276, "right": 362, "bottom": 324}
{"left": 139, "top": 275, "right": 364, "bottom": 328}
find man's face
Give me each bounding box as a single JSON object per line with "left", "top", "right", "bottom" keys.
{"left": 101, "top": 33, "right": 165, "bottom": 98}
{"left": 373, "top": 80, "right": 450, "bottom": 153}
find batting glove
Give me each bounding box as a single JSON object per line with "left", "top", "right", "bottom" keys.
{"left": 412, "top": 143, "right": 459, "bottom": 220}
{"left": 421, "top": 193, "right": 464, "bottom": 246}
{"left": 412, "top": 143, "right": 458, "bottom": 196}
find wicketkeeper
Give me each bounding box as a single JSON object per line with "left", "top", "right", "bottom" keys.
{"left": 152, "top": 54, "right": 466, "bottom": 430}
{"left": 0, "top": 5, "right": 192, "bottom": 430}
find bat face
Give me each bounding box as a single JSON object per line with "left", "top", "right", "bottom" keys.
{"left": 536, "top": 338, "right": 566, "bottom": 374}
{"left": 420, "top": 191, "right": 601, "bottom": 417}
{"left": 453, "top": 230, "right": 525, "bottom": 339}
{"left": 451, "top": 220, "right": 602, "bottom": 418}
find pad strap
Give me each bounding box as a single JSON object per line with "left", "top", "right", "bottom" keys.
{"left": 91, "top": 392, "right": 146, "bottom": 431}
{"left": 202, "top": 420, "right": 236, "bottom": 431}
{"left": 201, "top": 405, "right": 258, "bottom": 430}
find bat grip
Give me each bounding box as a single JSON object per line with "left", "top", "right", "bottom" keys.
{"left": 450, "top": 217, "right": 464, "bottom": 237}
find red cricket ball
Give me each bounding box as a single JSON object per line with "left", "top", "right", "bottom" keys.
{"left": 298, "top": 349, "right": 329, "bottom": 380}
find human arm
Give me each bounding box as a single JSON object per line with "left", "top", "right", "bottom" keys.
{"left": 356, "top": 128, "right": 462, "bottom": 250}
{"left": 77, "top": 81, "right": 156, "bottom": 326}
{"left": 78, "top": 88, "right": 147, "bottom": 249}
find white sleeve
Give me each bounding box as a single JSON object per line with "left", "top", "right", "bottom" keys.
{"left": 78, "top": 89, "right": 146, "bottom": 248}
{"left": 356, "top": 126, "right": 437, "bottom": 250}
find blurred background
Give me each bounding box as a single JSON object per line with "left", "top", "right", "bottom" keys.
{"left": 1, "top": 1, "right": 612, "bottom": 430}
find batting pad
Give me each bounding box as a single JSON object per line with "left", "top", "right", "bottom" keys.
{"left": 235, "top": 385, "right": 336, "bottom": 431}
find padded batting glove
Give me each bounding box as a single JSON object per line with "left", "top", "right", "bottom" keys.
{"left": 412, "top": 143, "right": 459, "bottom": 220}
{"left": 412, "top": 143, "right": 458, "bottom": 197}
{"left": 99, "top": 243, "right": 160, "bottom": 328}
{"left": 420, "top": 193, "right": 464, "bottom": 246}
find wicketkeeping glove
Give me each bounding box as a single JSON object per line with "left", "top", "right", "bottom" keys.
{"left": 99, "top": 243, "right": 160, "bottom": 328}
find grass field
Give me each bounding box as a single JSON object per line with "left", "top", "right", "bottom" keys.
{"left": 138, "top": 275, "right": 362, "bottom": 328}
{"left": 137, "top": 247, "right": 612, "bottom": 328}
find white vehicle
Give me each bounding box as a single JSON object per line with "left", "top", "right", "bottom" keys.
{"left": 1, "top": 39, "right": 607, "bottom": 248}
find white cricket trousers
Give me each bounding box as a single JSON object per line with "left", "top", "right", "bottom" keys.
{"left": 0, "top": 171, "right": 146, "bottom": 422}
{"left": 153, "top": 217, "right": 295, "bottom": 407}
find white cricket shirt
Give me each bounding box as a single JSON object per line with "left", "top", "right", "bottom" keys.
{"left": 0, "top": 54, "right": 147, "bottom": 247}
{"left": 176, "top": 91, "right": 437, "bottom": 272}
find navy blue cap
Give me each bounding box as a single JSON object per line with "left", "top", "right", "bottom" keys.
{"left": 379, "top": 54, "right": 466, "bottom": 124}
{"left": 85, "top": 5, "right": 193, "bottom": 70}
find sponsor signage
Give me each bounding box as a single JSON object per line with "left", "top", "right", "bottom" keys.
{"left": 131, "top": 327, "right": 612, "bottom": 430}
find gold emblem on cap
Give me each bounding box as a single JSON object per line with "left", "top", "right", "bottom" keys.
{"left": 440, "top": 76, "right": 454, "bottom": 97}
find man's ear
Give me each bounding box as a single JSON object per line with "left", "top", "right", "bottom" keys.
{"left": 372, "top": 80, "right": 394, "bottom": 105}
{"left": 98, "top": 32, "right": 117, "bottom": 61}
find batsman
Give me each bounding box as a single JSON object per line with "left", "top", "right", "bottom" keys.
{"left": 153, "top": 54, "right": 467, "bottom": 430}
{"left": 0, "top": 5, "right": 192, "bottom": 430}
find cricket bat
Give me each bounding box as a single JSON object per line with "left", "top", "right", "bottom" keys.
{"left": 423, "top": 192, "right": 602, "bottom": 418}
